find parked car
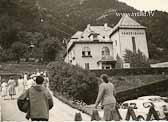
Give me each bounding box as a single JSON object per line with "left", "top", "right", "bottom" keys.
{"left": 99, "top": 99, "right": 165, "bottom": 120}
{"left": 137, "top": 96, "right": 168, "bottom": 115}
{"left": 119, "top": 99, "right": 166, "bottom": 120}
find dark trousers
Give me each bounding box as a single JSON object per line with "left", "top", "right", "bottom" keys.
{"left": 31, "top": 118, "right": 48, "bottom": 121}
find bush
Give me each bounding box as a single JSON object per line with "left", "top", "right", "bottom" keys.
{"left": 47, "top": 61, "right": 99, "bottom": 104}
{"left": 124, "top": 49, "right": 150, "bottom": 68}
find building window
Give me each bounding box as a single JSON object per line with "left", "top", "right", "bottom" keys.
{"left": 85, "top": 63, "right": 90, "bottom": 70}
{"left": 132, "top": 37, "right": 136, "bottom": 53}
{"left": 82, "top": 47, "right": 91, "bottom": 57}
{"left": 102, "top": 47, "right": 110, "bottom": 57}
{"left": 93, "top": 34, "right": 99, "bottom": 42}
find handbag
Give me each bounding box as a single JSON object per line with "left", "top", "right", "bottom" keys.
{"left": 17, "top": 89, "right": 30, "bottom": 113}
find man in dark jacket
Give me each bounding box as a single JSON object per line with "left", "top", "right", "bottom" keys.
{"left": 17, "top": 76, "right": 53, "bottom": 121}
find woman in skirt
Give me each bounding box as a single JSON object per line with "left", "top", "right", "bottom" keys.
{"left": 1, "top": 80, "right": 8, "bottom": 100}
{"left": 8, "top": 77, "right": 16, "bottom": 99}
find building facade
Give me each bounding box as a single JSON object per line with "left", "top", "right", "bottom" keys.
{"left": 64, "top": 15, "right": 149, "bottom": 70}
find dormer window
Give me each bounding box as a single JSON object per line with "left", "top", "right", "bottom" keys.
{"left": 93, "top": 34, "right": 99, "bottom": 42}
{"left": 82, "top": 47, "right": 92, "bottom": 57}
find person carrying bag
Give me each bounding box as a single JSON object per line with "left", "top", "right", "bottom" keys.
{"left": 17, "top": 89, "right": 30, "bottom": 119}
{"left": 17, "top": 76, "right": 53, "bottom": 121}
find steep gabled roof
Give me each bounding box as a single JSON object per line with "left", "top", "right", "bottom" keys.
{"left": 111, "top": 14, "right": 146, "bottom": 36}
{"left": 116, "top": 14, "right": 146, "bottom": 28}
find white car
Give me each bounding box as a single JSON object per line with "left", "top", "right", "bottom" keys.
{"left": 119, "top": 99, "right": 165, "bottom": 120}
{"left": 138, "top": 96, "right": 168, "bottom": 114}
{"left": 98, "top": 99, "right": 165, "bottom": 120}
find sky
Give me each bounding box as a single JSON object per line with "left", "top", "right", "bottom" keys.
{"left": 119, "top": 0, "right": 168, "bottom": 12}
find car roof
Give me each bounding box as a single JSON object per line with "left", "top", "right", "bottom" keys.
{"left": 123, "top": 99, "right": 152, "bottom": 104}
{"left": 138, "top": 96, "right": 161, "bottom": 99}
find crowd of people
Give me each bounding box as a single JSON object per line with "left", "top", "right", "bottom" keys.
{"left": 0, "top": 71, "right": 49, "bottom": 100}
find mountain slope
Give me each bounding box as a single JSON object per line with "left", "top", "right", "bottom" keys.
{"left": 38, "top": 0, "right": 168, "bottom": 61}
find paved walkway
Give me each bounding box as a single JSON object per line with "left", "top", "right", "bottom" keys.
{"left": 1, "top": 87, "right": 90, "bottom": 122}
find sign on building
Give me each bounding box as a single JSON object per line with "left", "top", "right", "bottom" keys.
{"left": 123, "top": 63, "right": 130, "bottom": 69}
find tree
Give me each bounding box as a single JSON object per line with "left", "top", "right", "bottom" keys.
{"left": 17, "top": 31, "right": 44, "bottom": 46}
{"left": 47, "top": 61, "right": 99, "bottom": 104}
{"left": 124, "top": 49, "right": 150, "bottom": 68}
{"left": 0, "top": 48, "right": 14, "bottom": 62}
{"left": 40, "top": 36, "right": 62, "bottom": 62}
{"left": 11, "top": 41, "right": 28, "bottom": 63}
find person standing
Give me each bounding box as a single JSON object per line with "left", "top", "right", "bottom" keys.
{"left": 23, "top": 73, "right": 28, "bottom": 90}
{"left": 8, "top": 77, "right": 16, "bottom": 99}
{"left": 27, "top": 77, "right": 35, "bottom": 89}
{"left": 18, "top": 76, "right": 25, "bottom": 95}
{"left": 17, "top": 76, "right": 53, "bottom": 121}
{"left": 1, "top": 80, "right": 8, "bottom": 100}
{"left": 95, "top": 74, "right": 117, "bottom": 121}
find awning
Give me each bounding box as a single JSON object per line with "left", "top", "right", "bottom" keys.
{"left": 97, "top": 56, "right": 116, "bottom": 63}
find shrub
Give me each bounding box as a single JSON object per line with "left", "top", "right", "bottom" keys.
{"left": 47, "top": 61, "right": 99, "bottom": 104}
{"left": 124, "top": 49, "right": 150, "bottom": 68}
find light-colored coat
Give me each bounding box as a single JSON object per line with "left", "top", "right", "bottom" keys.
{"left": 95, "top": 82, "right": 116, "bottom": 106}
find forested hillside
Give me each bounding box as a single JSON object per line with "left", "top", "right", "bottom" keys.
{"left": 0, "top": 0, "right": 168, "bottom": 62}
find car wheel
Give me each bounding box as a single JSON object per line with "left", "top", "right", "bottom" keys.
{"left": 137, "top": 116, "right": 145, "bottom": 121}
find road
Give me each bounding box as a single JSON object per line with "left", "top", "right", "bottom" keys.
{"left": 1, "top": 88, "right": 90, "bottom": 122}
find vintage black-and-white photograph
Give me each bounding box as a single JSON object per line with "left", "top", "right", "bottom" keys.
{"left": 0, "top": 0, "right": 168, "bottom": 121}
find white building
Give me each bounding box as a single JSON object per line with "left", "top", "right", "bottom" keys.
{"left": 64, "top": 15, "right": 149, "bottom": 70}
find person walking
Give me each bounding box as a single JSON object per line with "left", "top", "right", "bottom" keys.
{"left": 17, "top": 76, "right": 53, "bottom": 121}
{"left": 1, "top": 80, "right": 8, "bottom": 100}
{"left": 95, "top": 74, "right": 117, "bottom": 121}
{"left": 18, "top": 76, "right": 25, "bottom": 95}
{"left": 8, "top": 77, "right": 16, "bottom": 99}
